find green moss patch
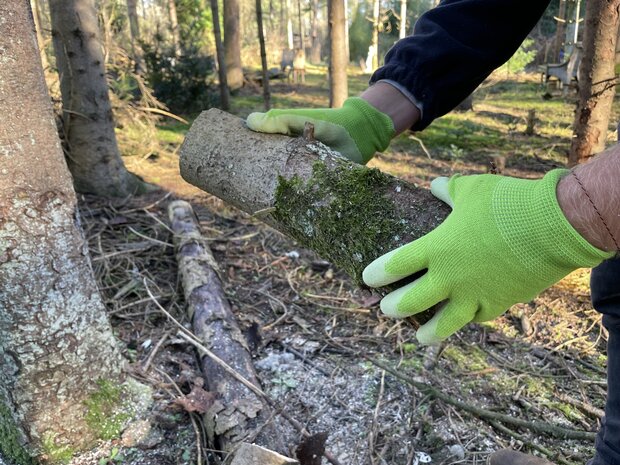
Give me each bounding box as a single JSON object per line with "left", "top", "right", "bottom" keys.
{"left": 84, "top": 380, "right": 132, "bottom": 441}
{"left": 0, "top": 401, "right": 35, "bottom": 465}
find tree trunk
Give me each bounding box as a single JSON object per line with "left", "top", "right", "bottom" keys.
{"left": 49, "top": 0, "right": 144, "bottom": 197}
{"left": 370, "top": 0, "right": 380, "bottom": 70}
{"left": 553, "top": 0, "right": 567, "bottom": 62}
{"left": 224, "top": 0, "right": 244, "bottom": 90}
{"left": 168, "top": 0, "right": 182, "bottom": 57}
{"left": 179, "top": 110, "right": 450, "bottom": 291}
{"left": 568, "top": 0, "right": 620, "bottom": 165}
{"left": 257, "top": 0, "right": 272, "bottom": 110}
{"left": 328, "top": 0, "right": 348, "bottom": 107}
{"left": 286, "top": 0, "right": 295, "bottom": 49}
{"left": 399, "top": 0, "right": 406, "bottom": 39}
{"left": 0, "top": 1, "right": 130, "bottom": 460}
{"left": 127, "top": 0, "right": 146, "bottom": 73}
{"left": 310, "top": 0, "right": 322, "bottom": 63}
{"left": 297, "top": 0, "right": 306, "bottom": 51}
{"left": 209, "top": 0, "right": 231, "bottom": 110}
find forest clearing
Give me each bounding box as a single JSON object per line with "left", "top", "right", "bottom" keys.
{"left": 1, "top": 1, "right": 620, "bottom": 465}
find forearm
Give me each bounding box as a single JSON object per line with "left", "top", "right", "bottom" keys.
{"left": 557, "top": 147, "right": 620, "bottom": 253}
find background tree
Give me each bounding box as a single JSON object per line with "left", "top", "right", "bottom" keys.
{"left": 310, "top": 0, "right": 322, "bottom": 62}
{"left": 552, "top": 0, "right": 567, "bottom": 62}
{"left": 224, "top": 0, "right": 244, "bottom": 90}
{"left": 49, "top": 0, "right": 146, "bottom": 197}
{"left": 210, "top": 0, "right": 231, "bottom": 110}
{"left": 127, "top": 0, "right": 146, "bottom": 72}
{"left": 0, "top": 1, "right": 130, "bottom": 460}
{"left": 328, "top": 0, "right": 348, "bottom": 106}
{"left": 257, "top": 0, "right": 272, "bottom": 109}
{"left": 286, "top": 0, "right": 295, "bottom": 48}
{"left": 399, "top": 0, "right": 407, "bottom": 39}
{"left": 569, "top": 0, "right": 620, "bottom": 165}
{"left": 168, "top": 0, "right": 182, "bottom": 56}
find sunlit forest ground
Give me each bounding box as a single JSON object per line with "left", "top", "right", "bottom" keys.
{"left": 80, "top": 68, "right": 620, "bottom": 464}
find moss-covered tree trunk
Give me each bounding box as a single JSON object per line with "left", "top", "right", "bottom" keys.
{"left": 48, "top": 0, "right": 144, "bottom": 197}
{"left": 179, "top": 109, "right": 450, "bottom": 290}
{"left": 0, "top": 2, "right": 127, "bottom": 462}
{"left": 568, "top": 0, "right": 620, "bottom": 165}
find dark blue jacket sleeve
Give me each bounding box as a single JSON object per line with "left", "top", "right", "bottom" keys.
{"left": 370, "top": 0, "right": 551, "bottom": 130}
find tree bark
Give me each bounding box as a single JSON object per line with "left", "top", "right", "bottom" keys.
{"left": 328, "top": 0, "right": 348, "bottom": 107}
{"left": 568, "top": 0, "right": 620, "bottom": 166}
{"left": 0, "top": 1, "right": 128, "bottom": 460}
{"left": 210, "top": 0, "right": 231, "bottom": 111}
{"left": 167, "top": 0, "right": 182, "bottom": 56}
{"left": 48, "top": 0, "right": 144, "bottom": 197}
{"left": 257, "top": 0, "right": 272, "bottom": 110}
{"left": 127, "top": 0, "right": 146, "bottom": 73}
{"left": 168, "top": 201, "right": 285, "bottom": 453}
{"left": 224, "top": 0, "right": 244, "bottom": 90}
{"left": 179, "top": 110, "right": 450, "bottom": 291}
{"left": 309, "top": 0, "right": 322, "bottom": 63}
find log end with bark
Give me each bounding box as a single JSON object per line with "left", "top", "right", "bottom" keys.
{"left": 179, "top": 109, "right": 450, "bottom": 322}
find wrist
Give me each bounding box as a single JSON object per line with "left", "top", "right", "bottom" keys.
{"left": 360, "top": 82, "right": 421, "bottom": 134}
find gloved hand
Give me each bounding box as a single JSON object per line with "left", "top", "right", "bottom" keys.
{"left": 246, "top": 97, "right": 394, "bottom": 164}
{"left": 363, "top": 170, "right": 613, "bottom": 345}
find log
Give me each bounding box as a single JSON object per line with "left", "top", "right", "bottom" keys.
{"left": 180, "top": 110, "right": 451, "bottom": 323}
{"left": 168, "top": 200, "right": 285, "bottom": 453}
{"left": 230, "top": 443, "right": 299, "bottom": 465}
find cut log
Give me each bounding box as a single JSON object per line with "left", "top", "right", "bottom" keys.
{"left": 179, "top": 109, "right": 450, "bottom": 289}
{"left": 168, "top": 200, "right": 284, "bottom": 453}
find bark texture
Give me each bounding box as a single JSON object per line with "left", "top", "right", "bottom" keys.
{"left": 568, "top": 0, "right": 620, "bottom": 165}
{"left": 49, "top": 0, "right": 143, "bottom": 197}
{"left": 328, "top": 0, "right": 348, "bottom": 107}
{"left": 210, "top": 0, "right": 231, "bottom": 111}
{"left": 179, "top": 110, "right": 450, "bottom": 289}
{"left": 168, "top": 201, "right": 284, "bottom": 452}
{"left": 224, "top": 0, "right": 244, "bottom": 90}
{"left": 0, "top": 1, "right": 125, "bottom": 461}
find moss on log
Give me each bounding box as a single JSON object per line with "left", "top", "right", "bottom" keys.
{"left": 179, "top": 109, "right": 450, "bottom": 304}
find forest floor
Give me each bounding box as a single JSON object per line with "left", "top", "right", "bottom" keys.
{"left": 73, "top": 69, "right": 619, "bottom": 465}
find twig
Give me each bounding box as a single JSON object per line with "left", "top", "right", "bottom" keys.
{"left": 408, "top": 135, "right": 432, "bottom": 159}
{"left": 142, "top": 330, "right": 171, "bottom": 372}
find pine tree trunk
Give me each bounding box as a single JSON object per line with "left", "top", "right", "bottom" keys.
{"left": 553, "top": 0, "right": 567, "bottom": 62}
{"left": 127, "top": 0, "right": 146, "bottom": 73}
{"left": 328, "top": 0, "right": 348, "bottom": 107}
{"left": 168, "top": 0, "right": 182, "bottom": 57}
{"left": 568, "top": 0, "right": 620, "bottom": 165}
{"left": 399, "top": 0, "right": 406, "bottom": 39}
{"left": 310, "top": 0, "right": 322, "bottom": 63}
{"left": 0, "top": 1, "right": 128, "bottom": 460}
{"left": 257, "top": 0, "right": 272, "bottom": 110}
{"left": 48, "top": 0, "right": 144, "bottom": 197}
{"left": 30, "top": 0, "right": 50, "bottom": 70}
{"left": 297, "top": 0, "right": 306, "bottom": 51}
{"left": 210, "top": 0, "right": 231, "bottom": 110}
{"left": 224, "top": 0, "right": 244, "bottom": 90}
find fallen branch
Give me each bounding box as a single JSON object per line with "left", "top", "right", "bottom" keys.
{"left": 167, "top": 200, "right": 284, "bottom": 453}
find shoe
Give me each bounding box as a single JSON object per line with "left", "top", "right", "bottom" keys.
{"left": 488, "top": 450, "right": 554, "bottom": 465}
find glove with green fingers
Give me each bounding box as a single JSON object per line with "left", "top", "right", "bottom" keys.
{"left": 246, "top": 97, "right": 394, "bottom": 164}
{"left": 363, "top": 170, "right": 614, "bottom": 345}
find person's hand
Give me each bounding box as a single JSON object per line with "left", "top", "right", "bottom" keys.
{"left": 246, "top": 97, "right": 394, "bottom": 164}
{"left": 363, "top": 170, "right": 613, "bottom": 345}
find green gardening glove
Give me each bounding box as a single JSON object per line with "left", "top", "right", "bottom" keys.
{"left": 363, "top": 170, "right": 613, "bottom": 345}
{"left": 246, "top": 97, "right": 394, "bottom": 164}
